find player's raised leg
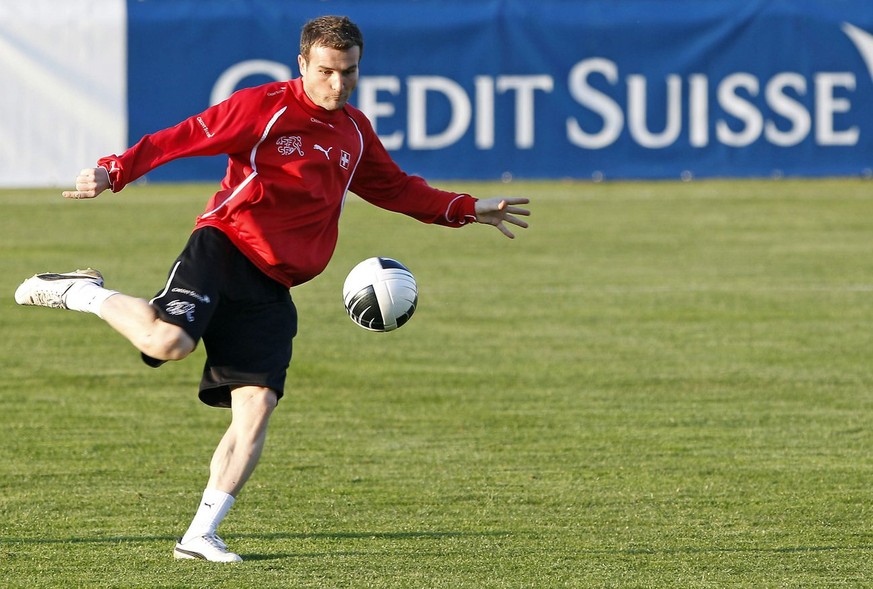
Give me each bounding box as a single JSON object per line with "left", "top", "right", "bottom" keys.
{"left": 99, "top": 293, "right": 196, "bottom": 362}
{"left": 15, "top": 269, "right": 108, "bottom": 311}
{"left": 14, "top": 269, "right": 195, "bottom": 363}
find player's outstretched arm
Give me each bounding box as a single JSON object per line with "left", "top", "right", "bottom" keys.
{"left": 474, "top": 197, "right": 530, "bottom": 239}
{"left": 61, "top": 167, "right": 111, "bottom": 200}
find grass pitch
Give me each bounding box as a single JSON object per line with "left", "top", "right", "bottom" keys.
{"left": 1, "top": 177, "right": 873, "bottom": 587}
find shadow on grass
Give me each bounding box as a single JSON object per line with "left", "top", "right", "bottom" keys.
{"left": 0, "top": 530, "right": 512, "bottom": 562}
{"left": 0, "top": 529, "right": 509, "bottom": 546}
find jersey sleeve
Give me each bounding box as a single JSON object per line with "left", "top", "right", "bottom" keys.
{"left": 347, "top": 111, "right": 478, "bottom": 227}
{"left": 98, "top": 89, "right": 266, "bottom": 192}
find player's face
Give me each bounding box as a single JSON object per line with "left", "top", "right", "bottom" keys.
{"left": 298, "top": 44, "right": 361, "bottom": 111}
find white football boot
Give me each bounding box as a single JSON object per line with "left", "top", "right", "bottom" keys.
{"left": 14, "top": 269, "right": 104, "bottom": 309}
{"left": 173, "top": 534, "right": 242, "bottom": 563}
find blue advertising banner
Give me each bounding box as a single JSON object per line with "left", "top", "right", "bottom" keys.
{"left": 126, "top": 0, "right": 873, "bottom": 181}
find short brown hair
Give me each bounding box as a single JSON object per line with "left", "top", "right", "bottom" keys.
{"left": 299, "top": 16, "right": 364, "bottom": 62}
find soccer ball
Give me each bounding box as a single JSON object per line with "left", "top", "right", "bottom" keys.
{"left": 343, "top": 257, "right": 418, "bottom": 332}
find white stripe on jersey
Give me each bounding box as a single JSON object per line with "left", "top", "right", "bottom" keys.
{"left": 250, "top": 107, "right": 288, "bottom": 173}
{"left": 201, "top": 106, "right": 288, "bottom": 219}
{"left": 339, "top": 114, "right": 365, "bottom": 214}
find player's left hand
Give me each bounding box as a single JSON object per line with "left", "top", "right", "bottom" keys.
{"left": 474, "top": 197, "right": 530, "bottom": 239}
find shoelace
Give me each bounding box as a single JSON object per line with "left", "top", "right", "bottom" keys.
{"left": 205, "top": 534, "right": 228, "bottom": 550}
{"left": 30, "top": 290, "right": 69, "bottom": 308}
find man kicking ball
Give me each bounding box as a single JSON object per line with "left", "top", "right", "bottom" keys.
{"left": 14, "top": 15, "right": 529, "bottom": 562}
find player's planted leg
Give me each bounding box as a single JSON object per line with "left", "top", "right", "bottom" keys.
{"left": 175, "top": 386, "right": 278, "bottom": 562}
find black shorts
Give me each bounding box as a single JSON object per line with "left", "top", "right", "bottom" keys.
{"left": 145, "top": 227, "right": 297, "bottom": 408}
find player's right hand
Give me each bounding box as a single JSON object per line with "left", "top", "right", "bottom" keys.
{"left": 62, "top": 167, "right": 110, "bottom": 199}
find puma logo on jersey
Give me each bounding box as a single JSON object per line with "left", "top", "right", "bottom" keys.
{"left": 314, "top": 144, "right": 333, "bottom": 159}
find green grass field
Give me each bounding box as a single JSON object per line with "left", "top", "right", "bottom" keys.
{"left": 1, "top": 178, "right": 873, "bottom": 587}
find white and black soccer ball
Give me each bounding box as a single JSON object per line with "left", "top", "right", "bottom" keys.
{"left": 342, "top": 257, "right": 418, "bottom": 332}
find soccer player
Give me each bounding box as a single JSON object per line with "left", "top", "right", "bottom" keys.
{"left": 14, "top": 15, "right": 529, "bottom": 562}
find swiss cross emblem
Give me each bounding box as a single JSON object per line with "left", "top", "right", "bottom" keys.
{"left": 340, "top": 150, "right": 351, "bottom": 170}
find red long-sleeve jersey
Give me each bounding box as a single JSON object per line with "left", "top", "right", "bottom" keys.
{"left": 98, "top": 78, "right": 478, "bottom": 288}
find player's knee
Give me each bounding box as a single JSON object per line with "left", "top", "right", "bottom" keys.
{"left": 250, "top": 387, "right": 280, "bottom": 413}
{"left": 232, "top": 386, "right": 279, "bottom": 414}
{"left": 139, "top": 321, "right": 196, "bottom": 361}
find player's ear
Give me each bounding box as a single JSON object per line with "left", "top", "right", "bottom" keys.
{"left": 297, "top": 54, "right": 307, "bottom": 76}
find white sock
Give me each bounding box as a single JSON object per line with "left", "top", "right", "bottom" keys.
{"left": 180, "top": 489, "right": 236, "bottom": 544}
{"left": 64, "top": 281, "right": 118, "bottom": 318}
